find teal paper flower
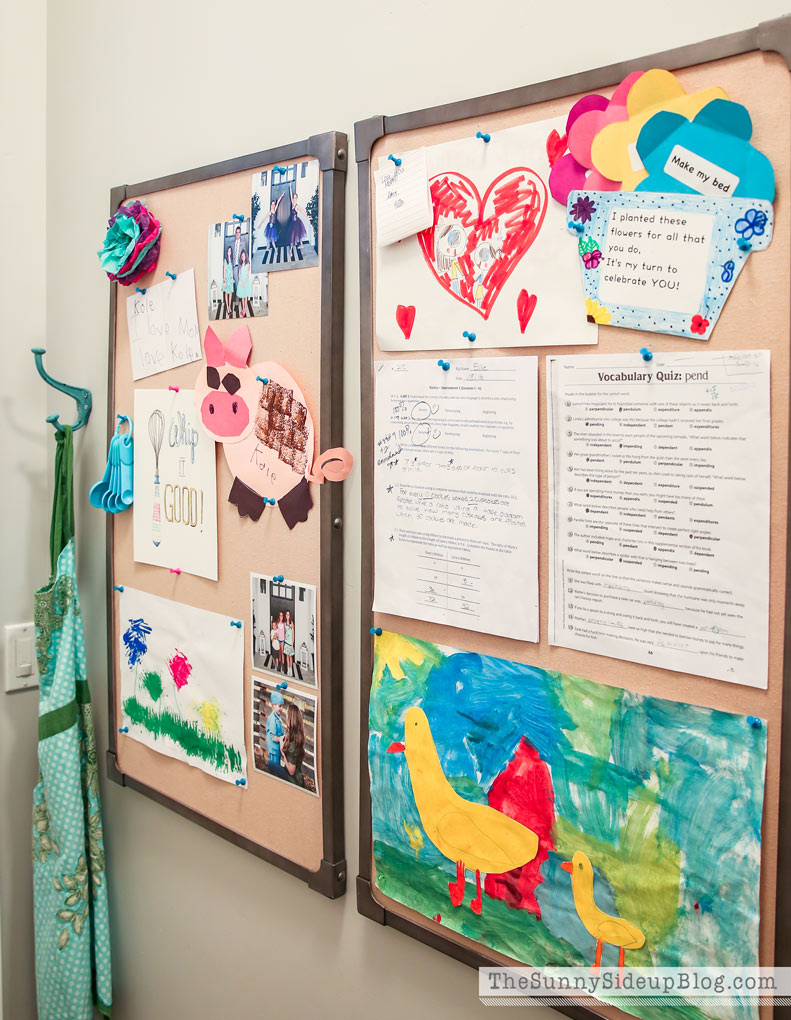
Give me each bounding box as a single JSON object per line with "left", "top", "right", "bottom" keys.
{"left": 98, "top": 213, "right": 141, "bottom": 274}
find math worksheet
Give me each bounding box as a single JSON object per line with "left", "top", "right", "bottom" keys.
{"left": 547, "top": 350, "right": 770, "bottom": 687}
{"left": 373, "top": 357, "right": 538, "bottom": 642}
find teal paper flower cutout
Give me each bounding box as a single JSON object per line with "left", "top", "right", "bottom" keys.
{"left": 98, "top": 213, "right": 141, "bottom": 274}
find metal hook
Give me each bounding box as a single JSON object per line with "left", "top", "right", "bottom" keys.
{"left": 31, "top": 348, "right": 92, "bottom": 433}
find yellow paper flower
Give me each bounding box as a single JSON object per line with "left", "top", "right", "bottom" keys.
{"left": 585, "top": 299, "right": 611, "bottom": 325}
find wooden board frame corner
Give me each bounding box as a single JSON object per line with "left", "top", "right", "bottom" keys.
{"left": 105, "top": 130, "right": 348, "bottom": 900}
{"left": 355, "top": 16, "right": 791, "bottom": 1015}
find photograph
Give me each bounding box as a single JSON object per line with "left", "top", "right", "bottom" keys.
{"left": 251, "top": 160, "right": 320, "bottom": 272}
{"left": 250, "top": 573, "right": 317, "bottom": 687}
{"left": 207, "top": 217, "right": 268, "bottom": 321}
{"left": 252, "top": 676, "right": 318, "bottom": 795}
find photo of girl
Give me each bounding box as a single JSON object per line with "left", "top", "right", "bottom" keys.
{"left": 250, "top": 573, "right": 317, "bottom": 688}
{"left": 207, "top": 218, "right": 268, "bottom": 320}
{"left": 252, "top": 678, "right": 317, "bottom": 795}
{"left": 236, "top": 249, "right": 252, "bottom": 317}
{"left": 223, "top": 245, "right": 235, "bottom": 315}
{"left": 250, "top": 161, "right": 320, "bottom": 272}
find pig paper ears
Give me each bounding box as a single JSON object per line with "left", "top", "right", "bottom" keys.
{"left": 204, "top": 325, "right": 252, "bottom": 368}
{"left": 310, "top": 448, "right": 354, "bottom": 483}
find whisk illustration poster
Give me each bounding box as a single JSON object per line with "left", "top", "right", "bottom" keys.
{"left": 119, "top": 587, "right": 246, "bottom": 784}
{"left": 133, "top": 389, "right": 218, "bottom": 580}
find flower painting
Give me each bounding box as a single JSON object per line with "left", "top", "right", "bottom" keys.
{"left": 118, "top": 588, "right": 246, "bottom": 784}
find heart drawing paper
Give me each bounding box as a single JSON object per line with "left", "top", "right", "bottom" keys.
{"left": 375, "top": 116, "right": 597, "bottom": 351}
{"left": 133, "top": 389, "right": 218, "bottom": 580}
{"left": 118, "top": 588, "right": 246, "bottom": 785}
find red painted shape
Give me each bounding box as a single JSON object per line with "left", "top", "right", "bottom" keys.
{"left": 448, "top": 859, "right": 466, "bottom": 908}
{"left": 470, "top": 869, "right": 482, "bottom": 915}
{"left": 417, "top": 169, "right": 547, "bottom": 321}
{"left": 433, "top": 913, "right": 442, "bottom": 923}
{"left": 167, "top": 649, "right": 193, "bottom": 691}
{"left": 517, "top": 289, "right": 538, "bottom": 333}
{"left": 395, "top": 304, "right": 416, "bottom": 339}
{"left": 484, "top": 737, "right": 555, "bottom": 918}
{"left": 546, "top": 129, "right": 568, "bottom": 167}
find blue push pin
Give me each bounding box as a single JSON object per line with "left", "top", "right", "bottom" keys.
{"left": 747, "top": 715, "right": 762, "bottom": 730}
{"left": 235, "top": 778, "right": 247, "bottom": 786}
{"left": 113, "top": 585, "right": 124, "bottom": 592}
{"left": 437, "top": 359, "right": 450, "bottom": 371}
{"left": 273, "top": 574, "right": 284, "bottom": 583}
{"left": 640, "top": 347, "right": 653, "bottom": 362}
{"left": 232, "top": 212, "right": 244, "bottom": 222}
{"left": 118, "top": 726, "right": 129, "bottom": 734}
{"left": 277, "top": 681, "right": 288, "bottom": 691}
{"left": 567, "top": 220, "right": 585, "bottom": 233}
{"left": 273, "top": 166, "right": 284, "bottom": 174}
{"left": 738, "top": 238, "right": 752, "bottom": 252}
{"left": 476, "top": 131, "right": 491, "bottom": 143}
{"left": 135, "top": 287, "right": 146, "bottom": 294}
{"left": 256, "top": 376, "right": 269, "bottom": 385}
{"left": 230, "top": 620, "right": 242, "bottom": 628}
{"left": 370, "top": 627, "right": 383, "bottom": 636}
{"left": 265, "top": 497, "right": 276, "bottom": 506}
{"left": 463, "top": 331, "right": 476, "bottom": 342}
{"left": 165, "top": 271, "right": 177, "bottom": 280}
{"left": 388, "top": 154, "right": 402, "bottom": 167}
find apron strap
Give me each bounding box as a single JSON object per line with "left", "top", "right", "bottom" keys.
{"left": 50, "top": 425, "right": 75, "bottom": 574}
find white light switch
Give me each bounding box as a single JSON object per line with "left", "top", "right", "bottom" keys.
{"left": 4, "top": 623, "right": 39, "bottom": 692}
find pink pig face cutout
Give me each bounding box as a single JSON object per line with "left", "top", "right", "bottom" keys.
{"left": 195, "top": 326, "right": 259, "bottom": 444}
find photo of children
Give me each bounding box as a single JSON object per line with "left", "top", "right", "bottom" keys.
{"left": 252, "top": 677, "right": 318, "bottom": 795}
{"left": 250, "top": 573, "right": 316, "bottom": 687}
{"left": 250, "top": 160, "right": 320, "bottom": 272}
{"left": 207, "top": 217, "right": 268, "bottom": 320}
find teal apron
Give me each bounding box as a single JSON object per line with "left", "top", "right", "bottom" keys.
{"left": 33, "top": 426, "right": 112, "bottom": 1018}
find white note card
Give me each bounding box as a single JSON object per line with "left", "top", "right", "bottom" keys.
{"left": 126, "top": 269, "right": 202, "bottom": 381}
{"left": 374, "top": 356, "right": 539, "bottom": 642}
{"left": 374, "top": 148, "right": 432, "bottom": 247}
{"left": 547, "top": 350, "right": 770, "bottom": 687}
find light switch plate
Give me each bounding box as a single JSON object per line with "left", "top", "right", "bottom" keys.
{"left": 4, "top": 623, "right": 39, "bottom": 692}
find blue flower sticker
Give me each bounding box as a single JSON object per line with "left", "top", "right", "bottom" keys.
{"left": 734, "top": 208, "right": 768, "bottom": 241}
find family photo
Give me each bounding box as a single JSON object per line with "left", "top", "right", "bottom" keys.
{"left": 207, "top": 217, "right": 268, "bottom": 320}
{"left": 250, "top": 573, "right": 317, "bottom": 687}
{"left": 251, "top": 160, "right": 320, "bottom": 272}
{"left": 252, "top": 677, "right": 318, "bottom": 795}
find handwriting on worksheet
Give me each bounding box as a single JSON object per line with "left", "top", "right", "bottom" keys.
{"left": 126, "top": 269, "right": 201, "bottom": 381}
{"left": 374, "top": 357, "right": 538, "bottom": 642}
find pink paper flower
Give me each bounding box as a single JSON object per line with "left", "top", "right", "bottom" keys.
{"left": 690, "top": 315, "right": 709, "bottom": 336}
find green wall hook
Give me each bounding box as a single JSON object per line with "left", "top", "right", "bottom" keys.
{"left": 31, "top": 347, "right": 92, "bottom": 433}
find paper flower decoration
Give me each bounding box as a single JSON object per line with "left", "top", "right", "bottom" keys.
{"left": 690, "top": 315, "right": 710, "bottom": 335}
{"left": 98, "top": 200, "right": 161, "bottom": 286}
{"left": 735, "top": 208, "right": 768, "bottom": 241}
{"left": 585, "top": 298, "right": 611, "bottom": 325}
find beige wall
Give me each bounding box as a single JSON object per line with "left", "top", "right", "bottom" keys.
{"left": 1, "top": 1, "right": 788, "bottom": 1018}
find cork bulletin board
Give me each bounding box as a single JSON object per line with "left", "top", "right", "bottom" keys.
{"left": 356, "top": 18, "right": 791, "bottom": 1016}
{"left": 105, "top": 133, "right": 348, "bottom": 898}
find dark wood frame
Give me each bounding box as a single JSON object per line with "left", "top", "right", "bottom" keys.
{"left": 355, "top": 16, "right": 791, "bottom": 1011}
{"left": 105, "top": 132, "right": 349, "bottom": 899}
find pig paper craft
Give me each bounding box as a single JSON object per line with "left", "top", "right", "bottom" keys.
{"left": 194, "top": 325, "right": 352, "bottom": 530}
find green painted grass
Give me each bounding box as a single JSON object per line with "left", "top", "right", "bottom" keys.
{"left": 123, "top": 695, "right": 242, "bottom": 773}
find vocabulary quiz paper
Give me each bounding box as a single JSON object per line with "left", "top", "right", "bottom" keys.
{"left": 374, "top": 357, "right": 538, "bottom": 642}
{"left": 547, "top": 350, "right": 770, "bottom": 687}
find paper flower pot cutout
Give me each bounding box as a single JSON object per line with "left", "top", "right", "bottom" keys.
{"left": 590, "top": 69, "right": 728, "bottom": 191}
{"left": 194, "top": 325, "right": 352, "bottom": 530}
{"left": 567, "top": 188, "right": 773, "bottom": 339}
{"left": 98, "top": 200, "right": 162, "bottom": 286}
{"left": 634, "top": 98, "right": 775, "bottom": 201}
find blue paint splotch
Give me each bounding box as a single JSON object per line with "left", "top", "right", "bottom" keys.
{"left": 123, "top": 617, "right": 152, "bottom": 668}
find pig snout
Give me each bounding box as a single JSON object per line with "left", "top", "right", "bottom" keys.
{"left": 200, "top": 391, "right": 249, "bottom": 437}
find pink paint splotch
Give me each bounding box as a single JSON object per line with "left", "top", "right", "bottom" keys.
{"left": 167, "top": 650, "right": 193, "bottom": 691}
{"left": 484, "top": 738, "right": 555, "bottom": 918}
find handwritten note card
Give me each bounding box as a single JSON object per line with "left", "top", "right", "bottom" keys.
{"left": 547, "top": 350, "right": 770, "bottom": 686}
{"left": 126, "top": 269, "right": 202, "bottom": 381}
{"left": 374, "top": 357, "right": 538, "bottom": 642}
{"left": 374, "top": 148, "right": 432, "bottom": 247}
{"left": 133, "top": 389, "right": 218, "bottom": 580}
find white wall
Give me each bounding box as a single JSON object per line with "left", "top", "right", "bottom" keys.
{"left": 0, "top": 1, "right": 779, "bottom": 1018}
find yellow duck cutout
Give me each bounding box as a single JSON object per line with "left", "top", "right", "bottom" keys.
{"left": 561, "top": 850, "right": 645, "bottom": 970}
{"left": 388, "top": 706, "right": 539, "bottom": 915}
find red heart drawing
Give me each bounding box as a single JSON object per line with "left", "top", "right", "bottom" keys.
{"left": 546, "top": 129, "right": 568, "bottom": 168}
{"left": 517, "top": 290, "right": 537, "bottom": 333}
{"left": 417, "top": 169, "right": 547, "bottom": 321}
{"left": 395, "top": 304, "right": 416, "bottom": 340}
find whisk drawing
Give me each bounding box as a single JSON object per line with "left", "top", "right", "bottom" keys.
{"left": 148, "top": 409, "right": 165, "bottom": 548}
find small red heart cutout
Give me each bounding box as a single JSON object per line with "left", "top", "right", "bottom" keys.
{"left": 517, "top": 290, "right": 537, "bottom": 333}
{"left": 546, "top": 129, "right": 568, "bottom": 168}
{"left": 396, "top": 304, "right": 416, "bottom": 340}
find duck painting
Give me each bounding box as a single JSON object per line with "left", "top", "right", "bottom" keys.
{"left": 388, "top": 706, "right": 539, "bottom": 914}
{"left": 561, "top": 850, "right": 645, "bottom": 970}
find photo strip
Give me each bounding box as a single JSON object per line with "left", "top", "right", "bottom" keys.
{"left": 251, "top": 160, "right": 320, "bottom": 272}
{"left": 252, "top": 676, "right": 318, "bottom": 795}
{"left": 250, "top": 573, "right": 317, "bottom": 688}
{"left": 207, "top": 216, "right": 268, "bottom": 321}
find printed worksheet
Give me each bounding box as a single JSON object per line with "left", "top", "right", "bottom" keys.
{"left": 547, "top": 350, "right": 770, "bottom": 687}
{"left": 374, "top": 357, "right": 538, "bottom": 642}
